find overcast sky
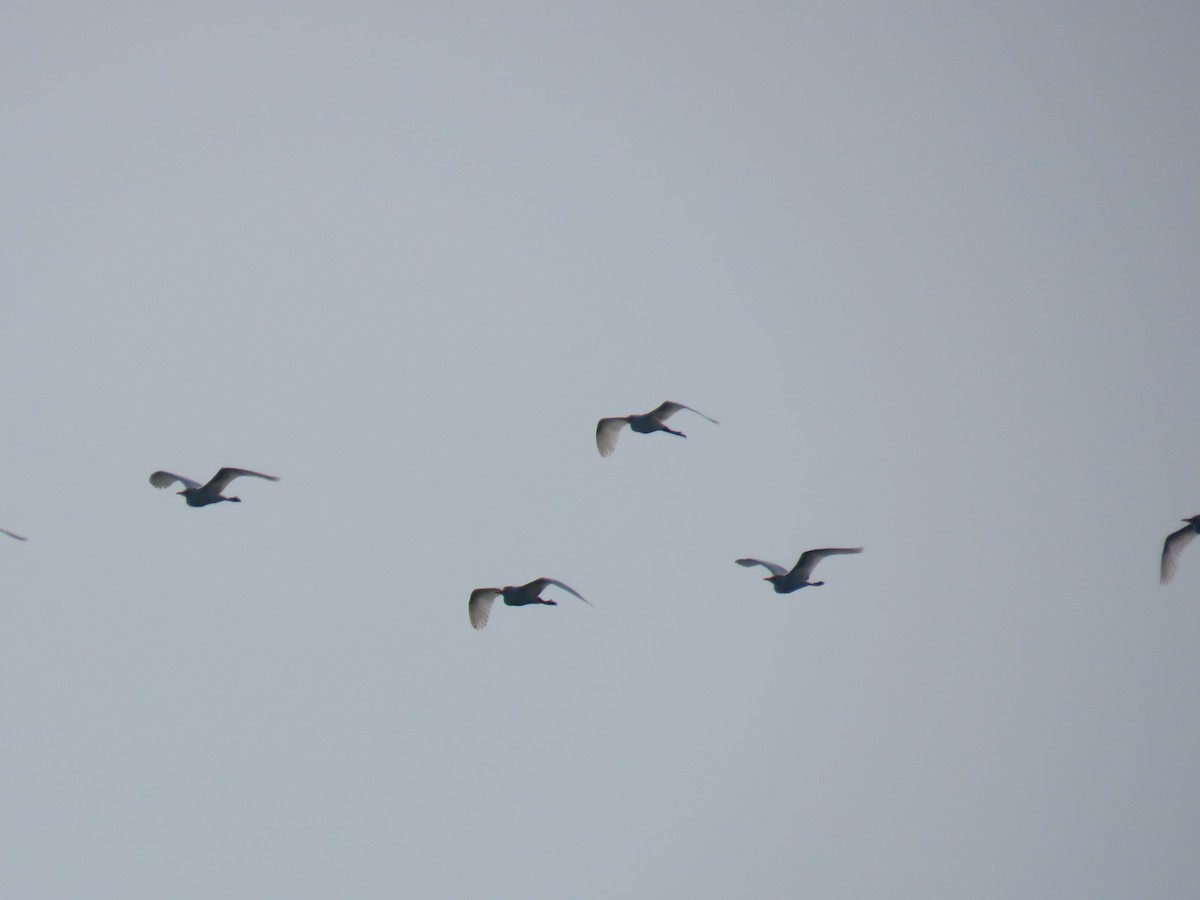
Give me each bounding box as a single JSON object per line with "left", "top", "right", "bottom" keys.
{"left": 2, "top": 2, "right": 1199, "bottom": 898}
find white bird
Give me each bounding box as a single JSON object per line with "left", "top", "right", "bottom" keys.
{"left": 149, "top": 467, "right": 279, "bottom": 507}
{"left": 0, "top": 527, "right": 27, "bottom": 541}
{"left": 468, "top": 577, "right": 592, "bottom": 630}
{"left": 1160, "top": 515, "right": 1200, "bottom": 584}
{"left": 736, "top": 547, "right": 863, "bottom": 593}
{"left": 596, "top": 401, "right": 719, "bottom": 457}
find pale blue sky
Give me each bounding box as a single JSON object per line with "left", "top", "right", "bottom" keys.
{"left": 2, "top": 2, "right": 1199, "bottom": 897}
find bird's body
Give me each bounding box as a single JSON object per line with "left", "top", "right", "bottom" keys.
{"left": 468, "top": 577, "right": 592, "bottom": 630}
{"left": 596, "top": 401, "right": 718, "bottom": 457}
{"left": 149, "top": 467, "right": 279, "bottom": 507}
{"left": 0, "top": 527, "right": 27, "bottom": 541}
{"left": 736, "top": 547, "right": 863, "bottom": 593}
{"left": 1160, "top": 516, "right": 1200, "bottom": 584}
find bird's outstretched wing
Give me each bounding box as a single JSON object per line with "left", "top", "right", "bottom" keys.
{"left": 793, "top": 547, "right": 863, "bottom": 581}
{"left": 469, "top": 588, "right": 501, "bottom": 630}
{"left": 0, "top": 526, "right": 27, "bottom": 541}
{"left": 206, "top": 468, "right": 280, "bottom": 493}
{"left": 149, "top": 471, "right": 202, "bottom": 490}
{"left": 650, "top": 401, "right": 719, "bottom": 425}
{"left": 1160, "top": 526, "right": 1197, "bottom": 585}
{"left": 526, "top": 577, "right": 593, "bottom": 606}
{"left": 596, "top": 418, "right": 629, "bottom": 457}
{"left": 735, "top": 558, "right": 788, "bottom": 577}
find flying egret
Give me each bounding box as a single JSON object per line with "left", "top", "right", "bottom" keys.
{"left": 149, "top": 467, "right": 279, "bottom": 507}
{"left": 0, "top": 527, "right": 26, "bottom": 541}
{"left": 596, "top": 401, "right": 718, "bottom": 457}
{"left": 736, "top": 547, "right": 863, "bottom": 593}
{"left": 468, "top": 577, "right": 592, "bottom": 630}
{"left": 1160, "top": 516, "right": 1200, "bottom": 584}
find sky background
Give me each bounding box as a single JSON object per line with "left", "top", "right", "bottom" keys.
{"left": 2, "top": 2, "right": 1199, "bottom": 897}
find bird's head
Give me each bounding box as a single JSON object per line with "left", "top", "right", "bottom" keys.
{"left": 1185, "top": 516, "right": 1200, "bottom": 523}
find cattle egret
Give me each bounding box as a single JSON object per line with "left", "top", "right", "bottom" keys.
{"left": 468, "top": 577, "right": 592, "bottom": 630}
{"left": 736, "top": 547, "right": 863, "bottom": 593}
{"left": 596, "top": 401, "right": 718, "bottom": 457}
{"left": 149, "top": 467, "right": 279, "bottom": 507}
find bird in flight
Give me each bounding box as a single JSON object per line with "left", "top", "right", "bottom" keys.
{"left": 736, "top": 547, "right": 863, "bottom": 593}
{"left": 468, "top": 577, "right": 592, "bottom": 630}
{"left": 596, "top": 401, "right": 718, "bottom": 457}
{"left": 0, "top": 527, "right": 27, "bottom": 541}
{"left": 1160, "top": 515, "right": 1200, "bottom": 584}
{"left": 149, "top": 467, "right": 280, "bottom": 507}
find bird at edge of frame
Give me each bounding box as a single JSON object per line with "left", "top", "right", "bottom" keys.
{"left": 1160, "top": 515, "right": 1200, "bottom": 585}
{"left": 736, "top": 547, "right": 863, "bottom": 593}
{"left": 0, "top": 526, "right": 27, "bottom": 541}
{"left": 468, "top": 578, "right": 592, "bottom": 630}
{"left": 595, "top": 401, "right": 718, "bottom": 457}
{"left": 149, "top": 467, "right": 280, "bottom": 507}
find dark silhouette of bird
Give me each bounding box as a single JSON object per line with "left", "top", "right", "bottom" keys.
{"left": 736, "top": 547, "right": 863, "bottom": 593}
{"left": 0, "top": 527, "right": 26, "bottom": 541}
{"left": 596, "top": 401, "right": 718, "bottom": 457}
{"left": 469, "top": 577, "right": 592, "bottom": 630}
{"left": 149, "top": 468, "right": 279, "bottom": 507}
{"left": 1160, "top": 516, "right": 1200, "bottom": 584}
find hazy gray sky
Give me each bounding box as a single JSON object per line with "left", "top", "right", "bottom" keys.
{"left": 2, "top": 2, "right": 1198, "bottom": 897}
